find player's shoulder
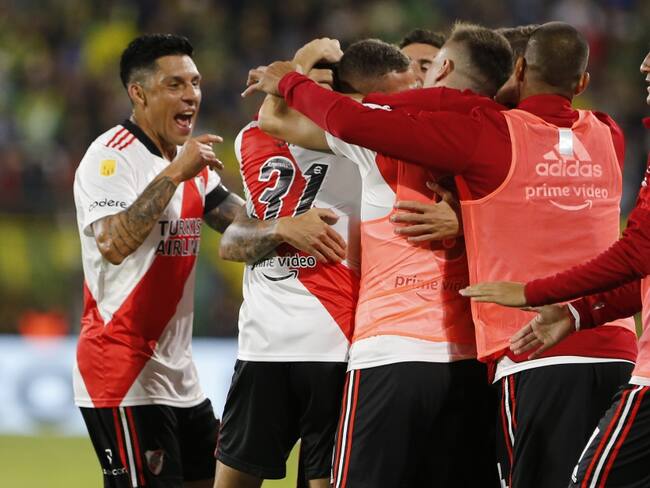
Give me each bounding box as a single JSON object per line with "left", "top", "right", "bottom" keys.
{"left": 235, "top": 120, "right": 292, "bottom": 165}
{"left": 590, "top": 110, "right": 622, "bottom": 133}
{"left": 76, "top": 125, "right": 137, "bottom": 180}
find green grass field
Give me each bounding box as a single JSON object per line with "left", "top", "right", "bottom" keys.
{"left": 0, "top": 435, "right": 298, "bottom": 487}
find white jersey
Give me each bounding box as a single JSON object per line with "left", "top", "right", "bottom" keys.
{"left": 325, "top": 129, "right": 476, "bottom": 371}
{"left": 234, "top": 122, "right": 361, "bottom": 361}
{"left": 73, "top": 121, "right": 222, "bottom": 408}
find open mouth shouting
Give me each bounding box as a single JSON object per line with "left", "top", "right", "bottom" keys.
{"left": 174, "top": 109, "right": 195, "bottom": 135}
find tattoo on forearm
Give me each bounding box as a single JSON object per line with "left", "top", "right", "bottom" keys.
{"left": 219, "top": 207, "right": 282, "bottom": 263}
{"left": 106, "top": 175, "right": 178, "bottom": 257}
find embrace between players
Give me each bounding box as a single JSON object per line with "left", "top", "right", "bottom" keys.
{"left": 73, "top": 19, "right": 650, "bottom": 488}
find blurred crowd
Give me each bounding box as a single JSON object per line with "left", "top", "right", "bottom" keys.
{"left": 0, "top": 0, "right": 649, "bottom": 335}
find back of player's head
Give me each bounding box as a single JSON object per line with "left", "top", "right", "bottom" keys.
{"left": 120, "top": 33, "right": 194, "bottom": 88}
{"left": 399, "top": 29, "right": 446, "bottom": 50}
{"left": 524, "top": 21, "right": 589, "bottom": 94}
{"left": 337, "top": 39, "right": 410, "bottom": 91}
{"left": 496, "top": 25, "right": 540, "bottom": 59}
{"left": 447, "top": 22, "right": 513, "bottom": 96}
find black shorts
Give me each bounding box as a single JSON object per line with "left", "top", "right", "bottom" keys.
{"left": 80, "top": 399, "right": 219, "bottom": 488}
{"left": 216, "top": 360, "right": 347, "bottom": 480}
{"left": 496, "top": 361, "right": 633, "bottom": 488}
{"left": 569, "top": 383, "right": 650, "bottom": 488}
{"left": 331, "top": 360, "right": 499, "bottom": 488}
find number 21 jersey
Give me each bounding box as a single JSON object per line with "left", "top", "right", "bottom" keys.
{"left": 234, "top": 122, "right": 361, "bottom": 361}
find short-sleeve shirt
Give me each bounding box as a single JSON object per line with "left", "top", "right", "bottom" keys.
{"left": 234, "top": 121, "right": 361, "bottom": 362}
{"left": 73, "top": 120, "right": 222, "bottom": 408}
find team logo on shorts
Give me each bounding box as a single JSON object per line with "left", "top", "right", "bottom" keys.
{"left": 145, "top": 449, "right": 165, "bottom": 476}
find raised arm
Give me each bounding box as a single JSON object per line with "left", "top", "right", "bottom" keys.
{"left": 258, "top": 94, "right": 329, "bottom": 151}
{"left": 93, "top": 134, "right": 222, "bottom": 265}
{"left": 245, "top": 64, "right": 477, "bottom": 173}
{"left": 256, "top": 38, "right": 343, "bottom": 151}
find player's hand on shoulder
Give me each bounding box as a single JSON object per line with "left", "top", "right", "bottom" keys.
{"left": 170, "top": 134, "right": 224, "bottom": 182}
{"left": 276, "top": 207, "right": 346, "bottom": 264}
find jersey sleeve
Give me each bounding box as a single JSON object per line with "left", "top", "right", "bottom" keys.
{"left": 204, "top": 168, "right": 222, "bottom": 194}
{"left": 73, "top": 143, "right": 138, "bottom": 236}
{"left": 203, "top": 167, "right": 229, "bottom": 215}
{"left": 570, "top": 281, "right": 642, "bottom": 330}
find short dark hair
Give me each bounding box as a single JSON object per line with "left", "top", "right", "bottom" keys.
{"left": 524, "top": 21, "right": 589, "bottom": 94}
{"left": 119, "top": 34, "right": 194, "bottom": 88}
{"left": 448, "top": 23, "right": 513, "bottom": 96}
{"left": 338, "top": 39, "right": 410, "bottom": 88}
{"left": 496, "top": 25, "right": 540, "bottom": 58}
{"left": 399, "top": 29, "right": 446, "bottom": 49}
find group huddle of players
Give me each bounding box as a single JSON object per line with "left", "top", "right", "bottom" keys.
{"left": 72, "top": 17, "right": 650, "bottom": 488}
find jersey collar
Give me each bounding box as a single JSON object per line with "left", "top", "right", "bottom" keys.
{"left": 122, "top": 119, "right": 163, "bottom": 158}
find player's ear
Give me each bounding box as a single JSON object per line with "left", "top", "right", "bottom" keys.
{"left": 514, "top": 56, "right": 526, "bottom": 83}
{"left": 128, "top": 82, "right": 147, "bottom": 108}
{"left": 435, "top": 58, "right": 454, "bottom": 83}
{"left": 575, "top": 71, "right": 590, "bottom": 96}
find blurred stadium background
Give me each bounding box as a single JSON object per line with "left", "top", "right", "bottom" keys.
{"left": 0, "top": 0, "right": 649, "bottom": 486}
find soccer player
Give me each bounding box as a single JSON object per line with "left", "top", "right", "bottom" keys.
{"left": 379, "top": 24, "right": 539, "bottom": 241}
{"left": 398, "top": 28, "right": 446, "bottom": 86}
{"left": 245, "top": 22, "right": 638, "bottom": 488}
{"left": 461, "top": 50, "right": 650, "bottom": 487}
{"left": 255, "top": 30, "right": 509, "bottom": 488}
{"left": 73, "top": 34, "right": 244, "bottom": 488}
{"left": 213, "top": 39, "right": 358, "bottom": 488}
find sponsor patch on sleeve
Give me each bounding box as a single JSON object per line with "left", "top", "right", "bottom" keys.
{"left": 99, "top": 159, "right": 116, "bottom": 177}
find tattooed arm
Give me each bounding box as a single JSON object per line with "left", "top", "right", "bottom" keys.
{"left": 203, "top": 192, "right": 246, "bottom": 233}
{"left": 219, "top": 206, "right": 348, "bottom": 264}
{"left": 93, "top": 133, "right": 223, "bottom": 265}
{"left": 93, "top": 171, "right": 178, "bottom": 265}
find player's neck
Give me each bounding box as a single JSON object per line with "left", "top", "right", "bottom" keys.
{"left": 129, "top": 114, "right": 177, "bottom": 161}
{"left": 519, "top": 80, "right": 573, "bottom": 102}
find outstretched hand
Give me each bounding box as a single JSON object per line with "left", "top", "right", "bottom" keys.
{"left": 510, "top": 304, "right": 575, "bottom": 359}
{"left": 242, "top": 61, "right": 299, "bottom": 98}
{"left": 459, "top": 281, "right": 527, "bottom": 307}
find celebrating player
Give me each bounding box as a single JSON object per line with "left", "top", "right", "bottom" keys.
{"left": 462, "top": 50, "right": 650, "bottom": 487}
{"left": 255, "top": 29, "right": 509, "bottom": 487}
{"left": 213, "top": 39, "right": 359, "bottom": 488}
{"left": 73, "top": 34, "right": 244, "bottom": 488}
{"left": 398, "top": 28, "right": 446, "bottom": 86}
{"left": 245, "top": 21, "right": 638, "bottom": 488}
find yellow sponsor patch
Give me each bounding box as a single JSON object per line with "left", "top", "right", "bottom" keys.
{"left": 99, "top": 159, "right": 116, "bottom": 176}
